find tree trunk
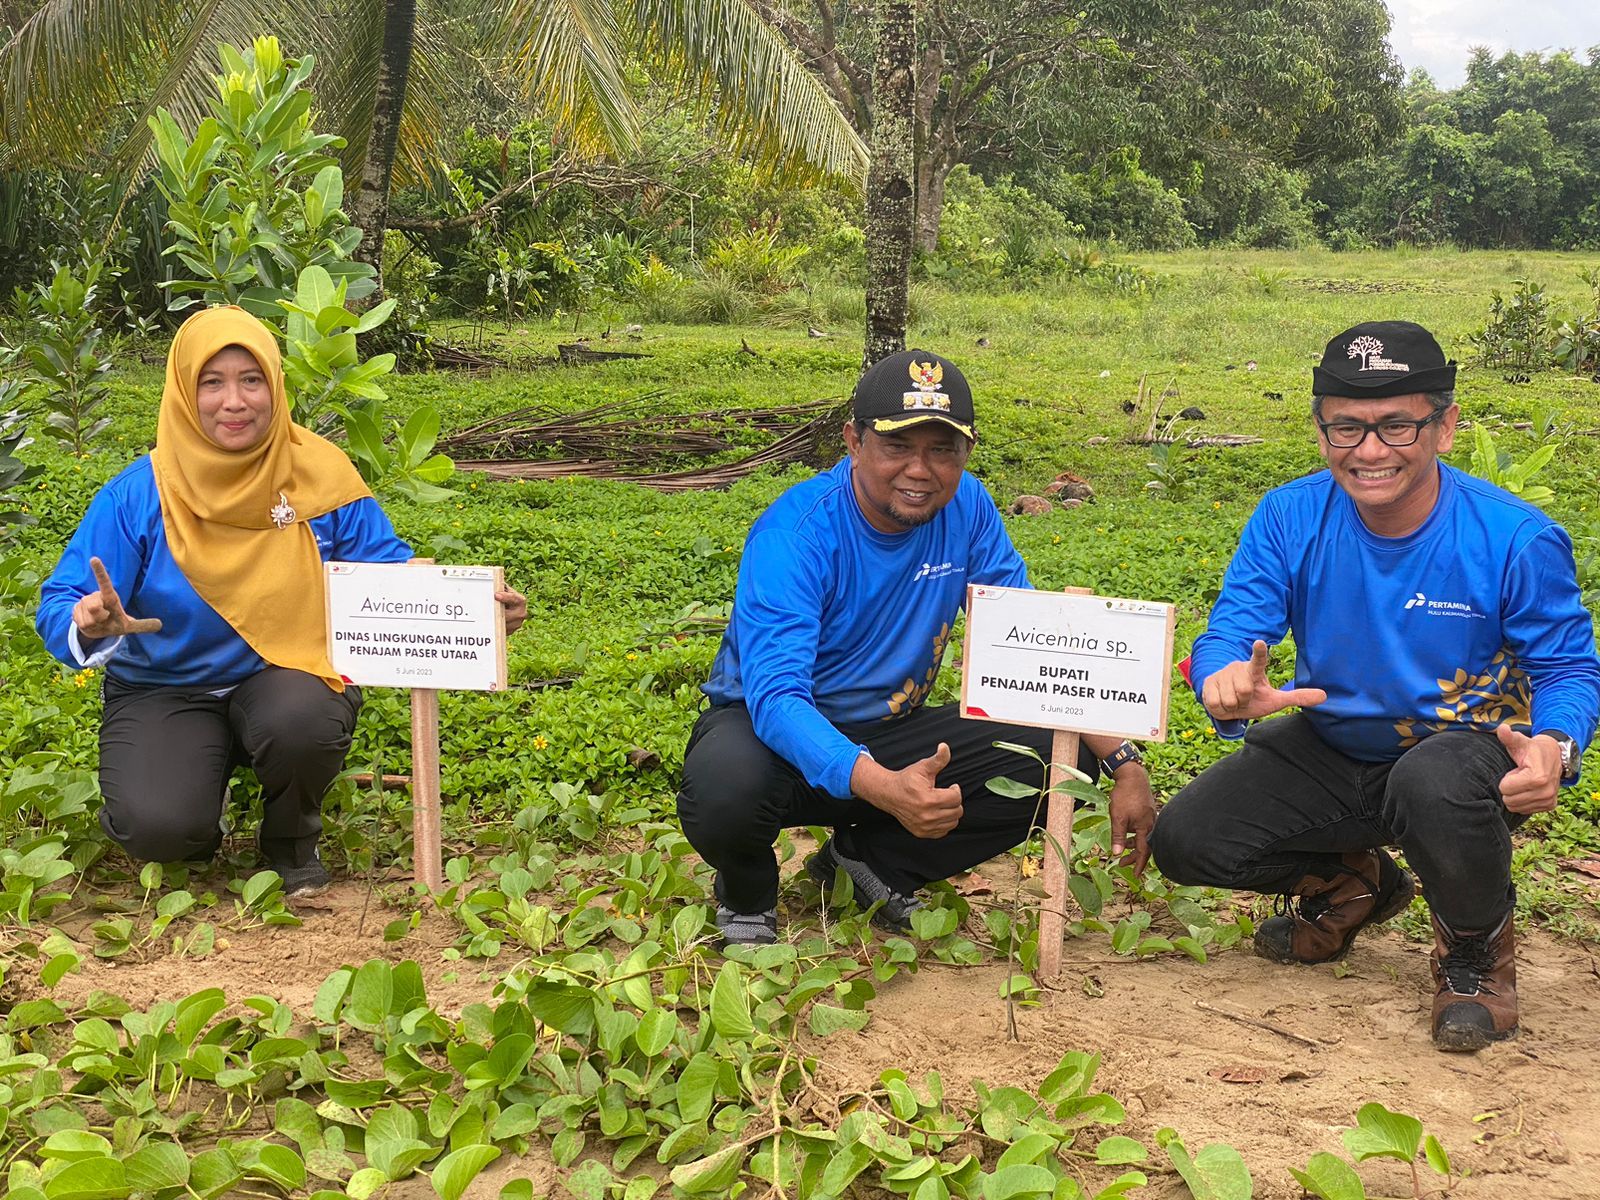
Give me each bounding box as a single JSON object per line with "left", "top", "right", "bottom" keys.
{"left": 914, "top": 152, "right": 951, "bottom": 253}
{"left": 351, "top": 0, "right": 418, "bottom": 290}
{"left": 863, "top": 0, "right": 916, "bottom": 369}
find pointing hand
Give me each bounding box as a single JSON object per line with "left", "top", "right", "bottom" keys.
{"left": 71, "top": 556, "right": 163, "bottom": 640}
{"left": 1201, "top": 639, "right": 1326, "bottom": 722}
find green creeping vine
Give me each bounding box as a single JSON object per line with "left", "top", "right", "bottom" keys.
{"left": 0, "top": 948, "right": 1458, "bottom": 1200}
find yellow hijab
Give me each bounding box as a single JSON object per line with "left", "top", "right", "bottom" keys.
{"left": 151, "top": 306, "right": 372, "bottom": 690}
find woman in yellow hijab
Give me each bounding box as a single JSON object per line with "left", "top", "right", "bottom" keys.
{"left": 36, "top": 307, "right": 526, "bottom": 896}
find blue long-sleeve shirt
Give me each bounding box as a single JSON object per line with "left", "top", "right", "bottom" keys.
{"left": 704, "top": 457, "right": 1029, "bottom": 797}
{"left": 1191, "top": 464, "right": 1600, "bottom": 773}
{"left": 37, "top": 455, "right": 412, "bottom": 688}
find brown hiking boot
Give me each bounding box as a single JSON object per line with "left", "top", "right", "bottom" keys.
{"left": 1431, "top": 912, "right": 1517, "bottom": 1052}
{"left": 1253, "top": 848, "right": 1415, "bottom": 964}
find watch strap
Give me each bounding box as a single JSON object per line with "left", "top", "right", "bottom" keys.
{"left": 1101, "top": 740, "right": 1143, "bottom": 775}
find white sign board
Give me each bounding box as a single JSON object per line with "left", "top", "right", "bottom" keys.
{"left": 326, "top": 562, "right": 507, "bottom": 691}
{"left": 960, "top": 585, "right": 1174, "bottom": 740}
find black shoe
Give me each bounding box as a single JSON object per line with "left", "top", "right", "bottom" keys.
{"left": 806, "top": 838, "right": 921, "bottom": 934}
{"left": 714, "top": 905, "right": 778, "bottom": 947}
{"left": 272, "top": 851, "right": 332, "bottom": 899}
{"left": 711, "top": 872, "right": 778, "bottom": 948}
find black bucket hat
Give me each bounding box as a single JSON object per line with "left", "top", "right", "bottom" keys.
{"left": 1313, "top": 321, "right": 1457, "bottom": 399}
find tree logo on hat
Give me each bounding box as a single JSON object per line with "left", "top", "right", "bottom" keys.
{"left": 903, "top": 359, "right": 952, "bottom": 411}
{"left": 1347, "top": 335, "right": 1409, "bottom": 373}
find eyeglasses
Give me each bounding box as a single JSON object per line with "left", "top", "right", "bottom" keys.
{"left": 1316, "top": 409, "right": 1446, "bottom": 448}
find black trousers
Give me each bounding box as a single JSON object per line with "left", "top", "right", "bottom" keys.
{"left": 676, "top": 702, "right": 1099, "bottom": 913}
{"left": 98, "top": 667, "right": 361, "bottom": 868}
{"left": 1149, "top": 713, "right": 1522, "bottom": 931}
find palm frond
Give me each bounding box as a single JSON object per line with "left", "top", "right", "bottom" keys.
{"left": 628, "top": 0, "right": 867, "bottom": 184}
{"left": 0, "top": 0, "right": 323, "bottom": 169}
{"left": 0, "top": 0, "right": 196, "bottom": 162}
{"left": 489, "top": 0, "right": 640, "bottom": 157}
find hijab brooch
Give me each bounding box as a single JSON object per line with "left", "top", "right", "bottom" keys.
{"left": 270, "top": 492, "right": 296, "bottom": 530}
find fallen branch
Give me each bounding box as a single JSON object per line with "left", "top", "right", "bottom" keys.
{"left": 1194, "top": 1000, "right": 1324, "bottom": 1051}
{"left": 1126, "top": 434, "right": 1264, "bottom": 447}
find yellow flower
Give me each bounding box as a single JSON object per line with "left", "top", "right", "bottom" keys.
{"left": 1181, "top": 729, "right": 1195, "bottom": 739}
{"left": 626, "top": 652, "right": 638, "bottom": 661}
{"left": 533, "top": 736, "right": 548, "bottom": 750}
{"left": 1052, "top": 535, "right": 1062, "bottom": 544}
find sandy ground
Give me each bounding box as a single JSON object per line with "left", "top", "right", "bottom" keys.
{"left": 27, "top": 874, "right": 1600, "bottom": 1199}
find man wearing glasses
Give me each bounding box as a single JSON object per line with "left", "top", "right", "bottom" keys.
{"left": 1150, "top": 320, "right": 1600, "bottom": 1052}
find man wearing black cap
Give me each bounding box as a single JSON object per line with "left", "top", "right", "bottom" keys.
{"left": 1150, "top": 321, "right": 1600, "bottom": 1051}
{"left": 678, "top": 350, "right": 1155, "bottom": 946}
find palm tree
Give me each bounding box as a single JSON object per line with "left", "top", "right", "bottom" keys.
{"left": 0, "top": 0, "right": 866, "bottom": 279}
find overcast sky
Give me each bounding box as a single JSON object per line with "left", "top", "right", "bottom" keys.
{"left": 1385, "top": 0, "right": 1599, "bottom": 86}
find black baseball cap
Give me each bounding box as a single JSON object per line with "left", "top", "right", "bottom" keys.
{"left": 852, "top": 349, "right": 975, "bottom": 440}
{"left": 1313, "top": 320, "right": 1457, "bottom": 399}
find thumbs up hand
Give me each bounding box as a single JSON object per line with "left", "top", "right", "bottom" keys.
{"left": 1495, "top": 724, "right": 1562, "bottom": 814}
{"left": 852, "top": 742, "right": 965, "bottom": 839}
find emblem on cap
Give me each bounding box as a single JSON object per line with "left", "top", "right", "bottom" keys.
{"left": 270, "top": 491, "right": 296, "bottom": 530}
{"left": 902, "top": 359, "right": 952, "bottom": 411}
{"left": 1347, "top": 335, "right": 1409, "bottom": 374}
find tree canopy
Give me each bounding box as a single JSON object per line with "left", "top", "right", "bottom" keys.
{"left": 1310, "top": 48, "right": 1600, "bottom": 248}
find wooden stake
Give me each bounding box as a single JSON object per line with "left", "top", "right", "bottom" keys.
{"left": 1039, "top": 727, "right": 1080, "bottom": 980}
{"left": 406, "top": 558, "right": 445, "bottom": 893}
{"left": 410, "top": 687, "right": 443, "bottom": 892}
{"left": 1038, "top": 584, "right": 1094, "bottom": 981}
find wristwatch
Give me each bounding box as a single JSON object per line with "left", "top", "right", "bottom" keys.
{"left": 1537, "top": 729, "right": 1579, "bottom": 778}
{"left": 1101, "top": 740, "right": 1144, "bottom": 775}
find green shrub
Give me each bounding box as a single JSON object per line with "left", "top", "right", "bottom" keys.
{"left": 1185, "top": 163, "right": 1317, "bottom": 249}
{"left": 702, "top": 225, "right": 810, "bottom": 295}
{"left": 1034, "top": 156, "right": 1196, "bottom": 251}
{"left": 1469, "top": 278, "right": 1552, "bottom": 372}
{"left": 17, "top": 263, "right": 115, "bottom": 456}
{"left": 148, "top": 38, "right": 375, "bottom": 319}
{"left": 0, "top": 402, "right": 43, "bottom": 538}
{"left": 679, "top": 273, "right": 757, "bottom": 325}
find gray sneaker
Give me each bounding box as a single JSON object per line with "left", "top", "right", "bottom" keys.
{"left": 806, "top": 838, "right": 921, "bottom": 934}
{"left": 714, "top": 905, "right": 778, "bottom": 947}
{"left": 272, "top": 851, "right": 332, "bottom": 899}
